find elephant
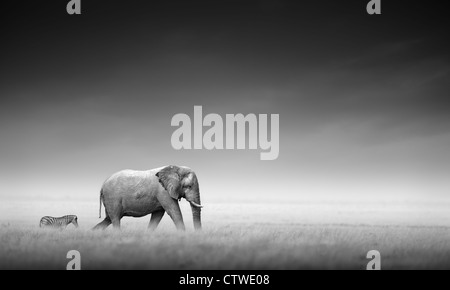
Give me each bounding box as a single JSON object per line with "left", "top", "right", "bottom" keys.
{"left": 92, "top": 165, "right": 202, "bottom": 231}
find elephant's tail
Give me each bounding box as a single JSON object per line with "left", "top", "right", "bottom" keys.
{"left": 99, "top": 190, "right": 103, "bottom": 219}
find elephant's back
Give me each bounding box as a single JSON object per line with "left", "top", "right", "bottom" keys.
{"left": 106, "top": 169, "right": 151, "bottom": 180}
{"left": 102, "top": 170, "right": 152, "bottom": 190}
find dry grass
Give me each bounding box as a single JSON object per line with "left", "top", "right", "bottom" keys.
{"left": 0, "top": 200, "right": 449, "bottom": 269}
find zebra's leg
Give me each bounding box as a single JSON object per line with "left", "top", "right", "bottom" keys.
{"left": 148, "top": 210, "right": 165, "bottom": 231}
{"left": 92, "top": 216, "right": 112, "bottom": 230}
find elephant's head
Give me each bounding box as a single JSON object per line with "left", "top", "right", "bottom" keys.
{"left": 156, "top": 165, "right": 202, "bottom": 230}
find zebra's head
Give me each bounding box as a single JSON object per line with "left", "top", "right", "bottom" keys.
{"left": 70, "top": 215, "right": 79, "bottom": 228}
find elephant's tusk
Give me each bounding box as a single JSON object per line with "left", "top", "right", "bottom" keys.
{"left": 189, "top": 201, "right": 203, "bottom": 208}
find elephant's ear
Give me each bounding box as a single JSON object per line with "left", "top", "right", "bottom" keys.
{"left": 156, "top": 166, "right": 181, "bottom": 200}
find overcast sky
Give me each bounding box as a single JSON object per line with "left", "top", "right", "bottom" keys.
{"left": 1, "top": 0, "right": 449, "bottom": 202}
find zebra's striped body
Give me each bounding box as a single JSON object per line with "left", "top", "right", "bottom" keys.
{"left": 39, "top": 215, "right": 79, "bottom": 229}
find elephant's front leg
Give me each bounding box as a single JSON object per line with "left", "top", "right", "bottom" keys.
{"left": 148, "top": 210, "right": 165, "bottom": 231}
{"left": 157, "top": 194, "right": 185, "bottom": 230}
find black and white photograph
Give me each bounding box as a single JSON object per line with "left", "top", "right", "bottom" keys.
{"left": 0, "top": 0, "right": 449, "bottom": 274}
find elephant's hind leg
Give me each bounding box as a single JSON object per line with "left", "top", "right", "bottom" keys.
{"left": 92, "top": 216, "right": 112, "bottom": 230}
{"left": 148, "top": 210, "right": 165, "bottom": 231}
{"left": 111, "top": 216, "right": 121, "bottom": 229}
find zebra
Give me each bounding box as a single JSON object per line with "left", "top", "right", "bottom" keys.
{"left": 39, "top": 215, "right": 79, "bottom": 229}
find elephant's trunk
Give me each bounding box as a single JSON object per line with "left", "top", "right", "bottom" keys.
{"left": 188, "top": 192, "right": 202, "bottom": 230}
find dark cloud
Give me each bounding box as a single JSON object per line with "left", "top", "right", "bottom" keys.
{"left": 1, "top": 0, "right": 449, "bottom": 200}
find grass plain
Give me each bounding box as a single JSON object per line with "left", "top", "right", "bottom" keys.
{"left": 0, "top": 198, "right": 449, "bottom": 270}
